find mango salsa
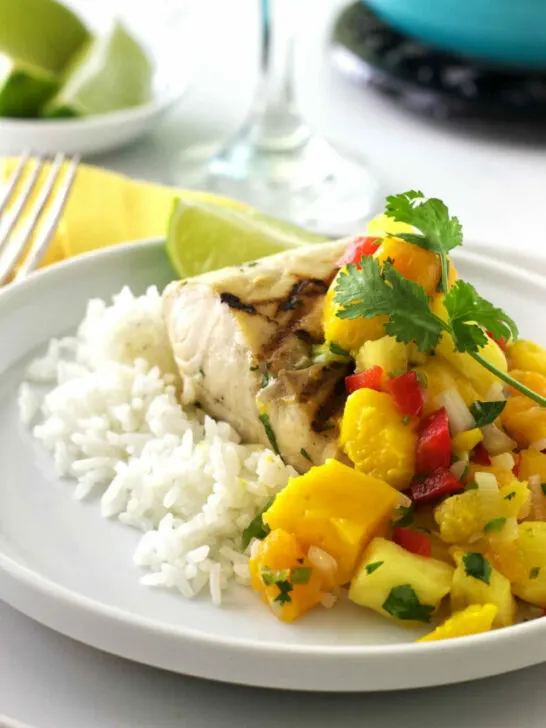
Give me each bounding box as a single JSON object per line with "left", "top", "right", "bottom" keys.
{"left": 264, "top": 459, "right": 398, "bottom": 585}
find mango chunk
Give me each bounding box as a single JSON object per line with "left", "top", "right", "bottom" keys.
{"left": 264, "top": 459, "right": 398, "bottom": 585}
{"left": 418, "top": 604, "right": 497, "bottom": 642}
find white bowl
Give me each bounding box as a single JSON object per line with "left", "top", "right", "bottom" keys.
{"left": 0, "top": 76, "right": 185, "bottom": 158}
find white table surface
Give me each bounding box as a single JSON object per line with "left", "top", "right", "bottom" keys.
{"left": 3, "top": 1, "right": 546, "bottom": 725}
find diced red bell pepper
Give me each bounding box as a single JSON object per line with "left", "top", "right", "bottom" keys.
{"left": 415, "top": 407, "right": 451, "bottom": 475}
{"left": 472, "top": 442, "right": 491, "bottom": 466}
{"left": 392, "top": 527, "right": 431, "bottom": 557}
{"left": 513, "top": 452, "right": 521, "bottom": 478}
{"left": 486, "top": 330, "right": 508, "bottom": 353}
{"left": 337, "top": 236, "right": 381, "bottom": 268}
{"left": 387, "top": 371, "right": 424, "bottom": 417}
{"left": 409, "top": 467, "right": 464, "bottom": 504}
{"left": 345, "top": 366, "right": 383, "bottom": 394}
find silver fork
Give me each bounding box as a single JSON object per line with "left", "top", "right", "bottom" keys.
{"left": 0, "top": 151, "right": 80, "bottom": 285}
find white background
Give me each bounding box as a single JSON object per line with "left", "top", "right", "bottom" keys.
{"left": 3, "top": 1, "right": 546, "bottom": 725}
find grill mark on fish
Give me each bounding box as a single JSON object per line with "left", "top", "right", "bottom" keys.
{"left": 277, "top": 278, "right": 328, "bottom": 313}
{"left": 312, "top": 374, "right": 347, "bottom": 433}
{"left": 220, "top": 292, "right": 257, "bottom": 315}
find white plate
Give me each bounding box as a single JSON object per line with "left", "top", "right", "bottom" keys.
{"left": 1, "top": 240, "right": 546, "bottom": 692}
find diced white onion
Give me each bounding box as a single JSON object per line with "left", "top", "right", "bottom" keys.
{"left": 481, "top": 423, "right": 517, "bottom": 456}
{"left": 320, "top": 593, "right": 338, "bottom": 609}
{"left": 475, "top": 472, "right": 498, "bottom": 492}
{"left": 436, "top": 387, "right": 475, "bottom": 435}
{"left": 530, "top": 438, "right": 546, "bottom": 452}
{"left": 396, "top": 491, "right": 412, "bottom": 509}
{"left": 308, "top": 546, "right": 338, "bottom": 581}
{"left": 486, "top": 382, "right": 506, "bottom": 402}
{"left": 491, "top": 453, "right": 515, "bottom": 471}
{"left": 250, "top": 539, "right": 261, "bottom": 559}
{"left": 528, "top": 475, "right": 546, "bottom": 521}
{"left": 450, "top": 460, "right": 468, "bottom": 480}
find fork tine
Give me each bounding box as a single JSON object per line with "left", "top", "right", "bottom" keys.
{"left": 15, "top": 156, "right": 80, "bottom": 281}
{"left": 0, "top": 153, "right": 66, "bottom": 285}
{"left": 0, "top": 150, "right": 31, "bottom": 217}
{"left": 0, "top": 155, "right": 46, "bottom": 249}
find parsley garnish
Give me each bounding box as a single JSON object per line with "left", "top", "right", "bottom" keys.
{"left": 484, "top": 517, "right": 506, "bottom": 533}
{"left": 261, "top": 371, "right": 270, "bottom": 388}
{"left": 259, "top": 413, "right": 281, "bottom": 457}
{"left": 242, "top": 497, "right": 275, "bottom": 549}
{"left": 394, "top": 504, "right": 414, "bottom": 527}
{"left": 541, "top": 484, "right": 546, "bottom": 496}
{"left": 463, "top": 552, "right": 492, "bottom": 584}
{"left": 333, "top": 191, "right": 546, "bottom": 407}
{"left": 470, "top": 400, "right": 506, "bottom": 427}
{"left": 300, "top": 448, "right": 313, "bottom": 463}
{"left": 504, "top": 491, "right": 516, "bottom": 501}
{"left": 250, "top": 365, "right": 259, "bottom": 372}
{"left": 382, "top": 584, "right": 434, "bottom": 623}
{"left": 274, "top": 580, "right": 293, "bottom": 605}
{"left": 365, "top": 561, "right": 384, "bottom": 575}
{"left": 530, "top": 567, "right": 541, "bottom": 580}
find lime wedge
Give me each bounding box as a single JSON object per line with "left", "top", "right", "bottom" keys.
{"left": 166, "top": 199, "right": 329, "bottom": 278}
{"left": 44, "top": 20, "right": 153, "bottom": 118}
{"left": 0, "top": 53, "right": 58, "bottom": 117}
{"left": 0, "top": 0, "right": 89, "bottom": 75}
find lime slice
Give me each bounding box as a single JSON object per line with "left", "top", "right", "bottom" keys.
{"left": 44, "top": 20, "right": 152, "bottom": 118}
{"left": 166, "top": 199, "right": 329, "bottom": 278}
{"left": 0, "top": 0, "right": 89, "bottom": 75}
{"left": 0, "top": 53, "right": 58, "bottom": 117}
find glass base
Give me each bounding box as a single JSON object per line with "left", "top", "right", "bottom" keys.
{"left": 204, "top": 125, "right": 381, "bottom": 236}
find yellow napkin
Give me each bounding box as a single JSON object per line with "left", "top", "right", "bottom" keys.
{"left": 0, "top": 158, "right": 247, "bottom": 269}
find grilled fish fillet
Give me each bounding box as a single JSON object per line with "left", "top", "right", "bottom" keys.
{"left": 162, "top": 240, "right": 349, "bottom": 472}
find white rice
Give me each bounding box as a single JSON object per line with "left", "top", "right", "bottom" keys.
{"left": 19, "top": 285, "right": 294, "bottom": 604}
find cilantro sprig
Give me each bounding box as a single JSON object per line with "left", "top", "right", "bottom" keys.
{"left": 385, "top": 190, "right": 462, "bottom": 294}
{"left": 334, "top": 192, "right": 546, "bottom": 408}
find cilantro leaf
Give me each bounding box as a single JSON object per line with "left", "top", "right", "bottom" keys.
{"left": 444, "top": 281, "right": 518, "bottom": 354}
{"left": 463, "top": 552, "right": 492, "bottom": 585}
{"left": 334, "top": 258, "right": 445, "bottom": 352}
{"left": 470, "top": 400, "right": 506, "bottom": 427}
{"left": 385, "top": 191, "right": 463, "bottom": 255}
{"left": 242, "top": 497, "right": 275, "bottom": 549}
{"left": 382, "top": 584, "right": 434, "bottom": 623}
{"left": 365, "top": 561, "right": 384, "bottom": 575}
{"left": 393, "top": 503, "right": 414, "bottom": 527}
{"left": 530, "top": 567, "right": 541, "bottom": 580}
{"left": 274, "top": 580, "right": 293, "bottom": 605}
{"left": 291, "top": 567, "right": 312, "bottom": 584}
{"left": 484, "top": 517, "right": 506, "bottom": 534}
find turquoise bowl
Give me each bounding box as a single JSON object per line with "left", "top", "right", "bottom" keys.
{"left": 364, "top": 0, "right": 546, "bottom": 68}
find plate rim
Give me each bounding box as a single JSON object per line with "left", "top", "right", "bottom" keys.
{"left": 1, "top": 238, "right": 546, "bottom": 690}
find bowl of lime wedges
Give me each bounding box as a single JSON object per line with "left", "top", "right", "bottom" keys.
{"left": 0, "top": 0, "right": 188, "bottom": 156}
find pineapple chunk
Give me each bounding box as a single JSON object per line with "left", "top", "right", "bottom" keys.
{"left": 451, "top": 552, "right": 516, "bottom": 627}
{"left": 431, "top": 295, "right": 507, "bottom": 397}
{"left": 355, "top": 335, "right": 408, "bottom": 376}
{"left": 323, "top": 275, "right": 386, "bottom": 352}
{"left": 508, "top": 340, "right": 546, "bottom": 376}
{"left": 249, "top": 529, "right": 324, "bottom": 622}
{"left": 340, "top": 388, "right": 417, "bottom": 490}
{"left": 349, "top": 538, "right": 453, "bottom": 625}
{"left": 452, "top": 428, "right": 483, "bottom": 457}
{"left": 418, "top": 604, "right": 497, "bottom": 642}
{"left": 518, "top": 449, "right": 546, "bottom": 481}
{"left": 264, "top": 459, "right": 398, "bottom": 585}
{"left": 415, "top": 357, "right": 480, "bottom": 417}
{"left": 512, "top": 522, "right": 546, "bottom": 607}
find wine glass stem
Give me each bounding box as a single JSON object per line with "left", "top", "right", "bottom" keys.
{"left": 247, "top": 0, "right": 310, "bottom": 152}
